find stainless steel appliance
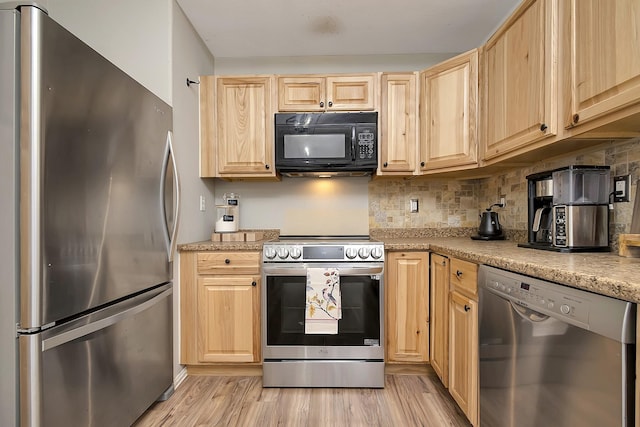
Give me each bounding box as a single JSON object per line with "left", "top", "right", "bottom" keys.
{"left": 479, "top": 265, "right": 636, "bottom": 427}
{"left": 262, "top": 237, "right": 385, "bottom": 387}
{"left": 274, "top": 112, "right": 378, "bottom": 177}
{"left": 0, "top": 5, "right": 179, "bottom": 426}
{"left": 520, "top": 165, "right": 611, "bottom": 252}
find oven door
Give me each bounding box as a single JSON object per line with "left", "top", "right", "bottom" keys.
{"left": 262, "top": 263, "right": 384, "bottom": 360}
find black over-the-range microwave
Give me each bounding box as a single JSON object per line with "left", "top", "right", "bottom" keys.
{"left": 274, "top": 112, "right": 378, "bottom": 176}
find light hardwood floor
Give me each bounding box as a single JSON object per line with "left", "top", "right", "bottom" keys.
{"left": 134, "top": 368, "right": 471, "bottom": 426}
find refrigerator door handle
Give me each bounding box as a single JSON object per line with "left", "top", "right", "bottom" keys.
{"left": 161, "top": 130, "right": 180, "bottom": 262}
{"left": 41, "top": 287, "right": 172, "bottom": 351}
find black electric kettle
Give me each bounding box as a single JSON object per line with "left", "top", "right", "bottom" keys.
{"left": 475, "top": 203, "right": 504, "bottom": 239}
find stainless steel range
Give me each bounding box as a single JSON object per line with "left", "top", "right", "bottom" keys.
{"left": 262, "top": 236, "right": 385, "bottom": 388}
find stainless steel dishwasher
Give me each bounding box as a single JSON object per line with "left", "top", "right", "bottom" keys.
{"left": 478, "top": 265, "right": 636, "bottom": 427}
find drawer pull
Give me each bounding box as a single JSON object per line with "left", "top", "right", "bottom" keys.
{"left": 456, "top": 270, "right": 463, "bottom": 277}
{"left": 464, "top": 305, "right": 471, "bottom": 312}
{"left": 251, "top": 281, "right": 257, "bottom": 287}
{"left": 224, "top": 259, "right": 231, "bottom": 264}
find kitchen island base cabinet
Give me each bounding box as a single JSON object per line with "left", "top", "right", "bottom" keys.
{"left": 180, "top": 251, "right": 261, "bottom": 365}
{"left": 386, "top": 251, "right": 429, "bottom": 363}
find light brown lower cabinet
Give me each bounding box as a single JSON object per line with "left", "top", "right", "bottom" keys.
{"left": 180, "top": 251, "right": 261, "bottom": 365}
{"left": 429, "top": 253, "right": 450, "bottom": 387}
{"left": 448, "top": 257, "right": 479, "bottom": 427}
{"left": 386, "top": 251, "right": 430, "bottom": 363}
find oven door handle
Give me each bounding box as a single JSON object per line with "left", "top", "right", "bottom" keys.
{"left": 262, "top": 266, "right": 384, "bottom": 276}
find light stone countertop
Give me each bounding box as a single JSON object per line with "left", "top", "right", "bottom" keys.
{"left": 177, "top": 229, "right": 640, "bottom": 304}
{"left": 380, "top": 236, "right": 640, "bottom": 304}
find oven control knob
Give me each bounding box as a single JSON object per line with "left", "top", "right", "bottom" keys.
{"left": 277, "top": 247, "right": 290, "bottom": 259}
{"left": 290, "top": 247, "right": 302, "bottom": 259}
{"left": 345, "top": 247, "right": 358, "bottom": 259}
{"left": 370, "top": 247, "right": 383, "bottom": 259}
{"left": 264, "top": 247, "right": 277, "bottom": 259}
{"left": 358, "top": 247, "right": 371, "bottom": 259}
{"left": 560, "top": 304, "right": 571, "bottom": 315}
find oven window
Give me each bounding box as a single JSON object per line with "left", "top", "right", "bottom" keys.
{"left": 266, "top": 275, "right": 380, "bottom": 346}
{"left": 283, "top": 134, "right": 346, "bottom": 159}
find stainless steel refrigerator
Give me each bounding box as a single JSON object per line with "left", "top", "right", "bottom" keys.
{"left": 0, "top": 4, "right": 179, "bottom": 426}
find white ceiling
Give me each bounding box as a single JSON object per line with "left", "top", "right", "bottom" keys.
{"left": 177, "top": 0, "right": 521, "bottom": 58}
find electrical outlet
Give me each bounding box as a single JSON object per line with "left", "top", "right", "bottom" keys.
{"left": 410, "top": 198, "right": 419, "bottom": 213}
{"left": 614, "top": 175, "right": 631, "bottom": 202}
{"left": 199, "top": 195, "right": 206, "bottom": 211}
{"left": 500, "top": 196, "right": 506, "bottom": 206}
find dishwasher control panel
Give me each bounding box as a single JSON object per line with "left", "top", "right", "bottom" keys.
{"left": 485, "top": 274, "right": 589, "bottom": 326}
{"left": 478, "top": 265, "right": 636, "bottom": 343}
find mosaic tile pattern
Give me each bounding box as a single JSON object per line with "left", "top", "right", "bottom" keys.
{"left": 368, "top": 137, "right": 640, "bottom": 249}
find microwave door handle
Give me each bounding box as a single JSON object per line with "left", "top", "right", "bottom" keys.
{"left": 351, "top": 127, "right": 356, "bottom": 161}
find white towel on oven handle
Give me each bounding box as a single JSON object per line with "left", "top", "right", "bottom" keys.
{"left": 305, "top": 267, "right": 341, "bottom": 334}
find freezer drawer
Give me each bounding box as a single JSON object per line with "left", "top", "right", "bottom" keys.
{"left": 20, "top": 284, "right": 173, "bottom": 427}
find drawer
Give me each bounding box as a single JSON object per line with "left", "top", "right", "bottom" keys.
{"left": 197, "top": 252, "right": 261, "bottom": 275}
{"left": 449, "top": 257, "right": 478, "bottom": 299}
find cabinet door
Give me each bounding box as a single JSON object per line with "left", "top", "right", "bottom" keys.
{"left": 277, "top": 76, "right": 326, "bottom": 111}
{"left": 449, "top": 291, "right": 478, "bottom": 426}
{"left": 566, "top": 0, "right": 640, "bottom": 129}
{"left": 386, "top": 252, "right": 429, "bottom": 362}
{"left": 216, "top": 76, "right": 276, "bottom": 176}
{"left": 421, "top": 50, "right": 478, "bottom": 172}
{"left": 196, "top": 275, "right": 260, "bottom": 363}
{"left": 482, "top": 0, "right": 557, "bottom": 162}
{"left": 326, "top": 75, "right": 377, "bottom": 111}
{"left": 430, "top": 254, "right": 449, "bottom": 387}
{"left": 379, "top": 73, "right": 417, "bottom": 174}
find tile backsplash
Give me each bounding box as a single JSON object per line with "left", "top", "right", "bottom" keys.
{"left": 369, "top": 137, "right": 640, "bottom": 247}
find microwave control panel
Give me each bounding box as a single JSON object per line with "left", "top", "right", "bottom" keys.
{"left": 357, "top": 126, "right": 376, "bottom": 160}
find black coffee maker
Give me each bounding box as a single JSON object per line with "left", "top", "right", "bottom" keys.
{"left": 471, "top": 203, "right": 505, "bottom": 240}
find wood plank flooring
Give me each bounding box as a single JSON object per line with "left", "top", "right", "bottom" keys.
{"left": 134, "top": 368, "right": 471, "bottom": 426}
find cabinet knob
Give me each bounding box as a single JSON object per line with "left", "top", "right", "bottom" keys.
{"left": 225, "top": 259, "right": 230, "bottom": 264}
{"left": 540, "top": 123, "right": 547, "bottom": 132}
{"left": 573, "top": 114, "right": 580, "bottom": 124}
{"left": 328, "top": 101, "right": 333, "bottom": 107}
{"left": 420, "top": 161, "right": 425, "bottom": 167}
{"left": 251, "top": 281, "right": 257, "bottom": 287}
{"left": 464, "top": 305, "right": 471, "bottom": 312}
{"left": 265, "top": 164, "right": 270, "bottom": 170}
{"left": 456, "top": 270, "right": 462, "bottom": 277}
{"left": 319, "top": 101, "right": 324, "bottom": 108}
{"left": 383, "top": 162, "right": 388, "bottom": 167}
{"left": 441, "top": 260, "right": 446, "bottom": 266}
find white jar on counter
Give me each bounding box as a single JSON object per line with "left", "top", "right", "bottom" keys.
{"left": 215, "top": 205, "right": 238, "bottom": 232}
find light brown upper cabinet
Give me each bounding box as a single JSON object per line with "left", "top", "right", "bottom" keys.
{"left": 564, "top": 0, "right": 640, "bottom": 134}
{"left": 480, "top": 0, "right": 558, "bottom": 163}
{"left": 420, "top": 49, "right": 478, "bottom": 173}
{"left": 378, "top": 72, "right": 418, "bottom": 175}
{"left": 277, "top": 74, "right": 377, "bottom": 112}
{"left": 199, "top": 75, "right": 277, "bottom": 179}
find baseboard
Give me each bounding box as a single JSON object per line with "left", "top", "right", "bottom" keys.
{"left": 385, "top": 363, "right": 430, "bottom": 375}
{"left": 186, "top": 364, "right": 263, "bottom": 376}
{"left": 174, "top": 365, "right": 188, "bottom": 389}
